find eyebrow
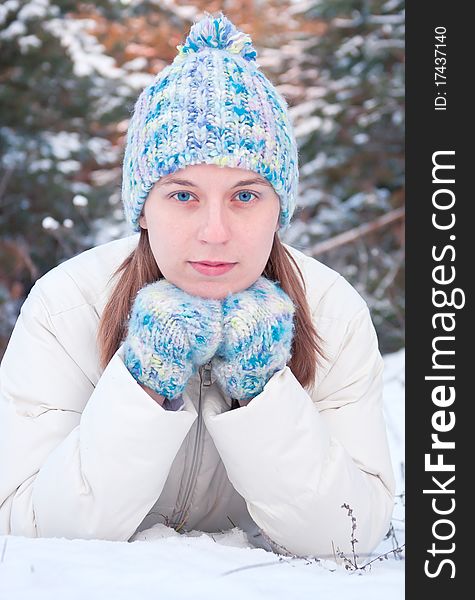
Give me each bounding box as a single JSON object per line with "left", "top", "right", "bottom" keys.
{"left": 156, "top": 177, "right": 272, "bottom": 189}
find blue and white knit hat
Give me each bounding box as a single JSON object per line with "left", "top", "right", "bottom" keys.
{"left": 122, "top": 11, "right": 299, "bottom": 233}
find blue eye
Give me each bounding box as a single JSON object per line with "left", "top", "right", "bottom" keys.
{"left": 173, "top": 191, "right": 192, "bottom": 202}
{"left": 236, "top": 191, "right": 256, "bottom": 203}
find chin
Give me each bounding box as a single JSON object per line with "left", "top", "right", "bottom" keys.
{"left": 187, "top": 281, "right": 241, "bottom": 300}
{"left": 174, "top": 270, "right": 260, "bottom": 299}
{"left": 197, "top": 284, "right": 234, "bottom": 300}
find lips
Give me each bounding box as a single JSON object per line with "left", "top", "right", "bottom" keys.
{"left": 193, "top": 261, "right": 235, "bottom": 266}
{"left": 189, "top": 261, "right": 237, "bottom": 276}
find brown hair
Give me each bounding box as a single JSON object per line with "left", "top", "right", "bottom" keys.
{"left": 97, "top": 229, "right": 326, "bottom": 392}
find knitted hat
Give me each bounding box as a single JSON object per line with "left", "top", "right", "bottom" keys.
{"left": 121, "top": 11, "right": 299, "bottom": 233}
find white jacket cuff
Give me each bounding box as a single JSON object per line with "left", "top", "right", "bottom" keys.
{"left": 31, "top": 347, "right": 196, "bottom": 540}
{"left": 204, "top": 366, "right": 392, "bottom": 558}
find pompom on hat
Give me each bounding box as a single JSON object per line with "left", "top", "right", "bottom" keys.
{"left": 121, "top": 11, "right": 299, "bottom": 233}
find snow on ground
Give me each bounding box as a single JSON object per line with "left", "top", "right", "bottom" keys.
{"left": 0, "top": 350, "right": 405, "bottom": 599}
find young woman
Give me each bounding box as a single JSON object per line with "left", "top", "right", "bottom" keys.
{"left": 0, "top": 12, "right": 395, "bottom": 559}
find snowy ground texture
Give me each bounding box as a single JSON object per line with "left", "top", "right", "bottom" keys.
{"left": 0, "top": 350, "right": 405, "bottom": 599}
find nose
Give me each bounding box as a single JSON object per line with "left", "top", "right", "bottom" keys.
{"left": 197, "top": 200, "right": 232, "bottom": 244}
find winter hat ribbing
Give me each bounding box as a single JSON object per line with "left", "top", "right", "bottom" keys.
{"left": 121, "top": 11, "right": 299, "bottom": 233}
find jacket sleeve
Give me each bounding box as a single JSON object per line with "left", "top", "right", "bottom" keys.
{"left": 0, "top": 281, "right": 197, "bottom": 540}
{"left": 203, "top": 304, "right": 396, "bottom": 559}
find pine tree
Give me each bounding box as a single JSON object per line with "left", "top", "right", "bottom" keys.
{"left": 275, "top": 0, "right": 405, "bottom": 351}
{"left": 0, "top": 1, "right": 218, "bottom": 355}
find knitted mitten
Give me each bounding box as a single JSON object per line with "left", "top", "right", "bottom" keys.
{"left": 123, "top": 279, "right": 223, "bottom": 400}
{"left": 212, "top": 276, "right": 296, "bottom": 402}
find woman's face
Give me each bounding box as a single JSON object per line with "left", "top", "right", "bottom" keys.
{"left": 139, "top": 163, "right": 280, "bottom": 299}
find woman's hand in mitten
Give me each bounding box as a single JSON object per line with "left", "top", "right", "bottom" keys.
{"left": 211, "top": 277, "right": 296, "bottom": 403}
{"left": 123, "top": 279, "right": 223, "bottom": 401}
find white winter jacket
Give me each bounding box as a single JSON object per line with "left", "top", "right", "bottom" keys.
{"left": 0, "top": 234, "right": 395, "bottom": 558}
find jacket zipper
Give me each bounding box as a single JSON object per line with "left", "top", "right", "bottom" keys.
{"left": 173, "top": 361, "right": 212, "bottom": 531}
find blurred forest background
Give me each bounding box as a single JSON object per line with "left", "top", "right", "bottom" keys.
{"left": 0, "top": 0, "right": 404, "bottom": 359}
